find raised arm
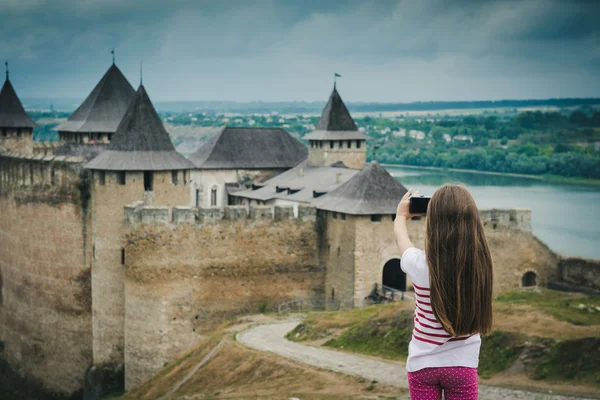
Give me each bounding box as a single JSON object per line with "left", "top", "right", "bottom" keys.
{"left": 394, "top": 188, "right": 418, "bottom": 255}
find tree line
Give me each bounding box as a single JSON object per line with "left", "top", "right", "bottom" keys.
{"left": 369, "top": 110, "right": 600, "bottom": 180}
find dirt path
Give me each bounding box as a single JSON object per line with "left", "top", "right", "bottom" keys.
{"left": 237, "top": 320, "right": 595, "bottom": 400}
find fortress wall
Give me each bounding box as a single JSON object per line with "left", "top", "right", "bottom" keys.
{"left": 90, "top": 170, "right": 189, "bottom": 367}
{"left": 321, "top": 211, "right": 357, "bottom": 309}
{"left": 32, "top": 142, "right": 60, "bottom": 157}
{"left": 400, "top": 209, "right": 558, "bottom": 294}
{"left": 484, "top": 225, "right": 559, "bottom": 293}
{"left": 333, "top": 208, "right": 557, "bottom": 306}
{"left": 0, "top": 154, "right": 92, "bottom": 394}
{"left": 0, "top": 128, "right": 34, "bottom": 155}
{"left": 354, "top": 215, "right": 415, "bottom": 308}
{"left": 122, "top": 204, "right": 323, "bottom": 390}
{"left": 557, "top": 257, "right": 600, "bottom": 293}
{"left": 308, "top": 141, "right": 366, "bottom": 169}
{"left": 478, "top": 209, "right": 559, "bottom": 292}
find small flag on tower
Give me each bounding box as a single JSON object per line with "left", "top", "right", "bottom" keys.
{"left": 334, "top": 72, "right": 342, "bottom": 88}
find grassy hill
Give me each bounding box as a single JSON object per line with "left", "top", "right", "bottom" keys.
{"left": 115, "top": 317, "right": 407, "bottom": 400}
{"left": 106, "top": 289, "right": 599, "bottom": 399}
{"left": 287, "top": 289, "right": 600, "bottom": 396}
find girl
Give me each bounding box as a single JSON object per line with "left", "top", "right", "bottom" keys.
{"left": 394, "top": 184, "right": 493, "bottom": 400}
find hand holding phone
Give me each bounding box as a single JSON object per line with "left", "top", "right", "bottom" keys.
{"left": 409, "top": 195, "right": 431, "bottom": 214}
{"left": 396, "top": 188, "right": 429, "bottom": 220}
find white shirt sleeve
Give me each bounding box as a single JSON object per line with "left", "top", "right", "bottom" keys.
{"left": 401, "top": 247, "right": 429, "bottom": 285}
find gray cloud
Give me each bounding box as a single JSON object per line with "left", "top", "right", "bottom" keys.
{"left": 1, "top": 0, "right": 598, "bottom": 102}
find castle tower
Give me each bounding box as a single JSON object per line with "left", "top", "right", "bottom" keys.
{"left": 304, "top": 85, "right": 368, "bottom": 169}
{"left": 56, "top": 62, "right": 135, "bottom": 146}
{"left": 315, "top": 162, "right": 408, "bottom": 308}
{"left": 0, "top": 63, "right": 36, "bottom": 154}
{"left": 85, "top": 85, "right": 194, "bottom": 372}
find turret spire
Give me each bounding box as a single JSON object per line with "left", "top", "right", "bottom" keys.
{"left": 140, "top": 60, "right": 143, "bottom": 86}
{"left": 5, "top": 61, "right": 8, "bottom": 81}
{"left": 111, "top": 48, "right": 115, "bottom": 65}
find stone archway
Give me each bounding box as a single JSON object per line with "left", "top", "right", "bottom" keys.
{"left": 522, "top": 271, "right": 537, "bottom": 287}
{"left": 382, "top": 259, "right": 406, "bottom": 291}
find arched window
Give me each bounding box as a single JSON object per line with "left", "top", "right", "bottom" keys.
{"left": 522, "top": 271, "right": 537, "bottom": 287}
{"left": 382, "top": 259, "right": 406, "bottom": 291}
{"left": 211, "top": 186, "right": 218, "bottom": 207}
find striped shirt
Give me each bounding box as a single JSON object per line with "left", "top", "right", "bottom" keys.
{"left": 401, "top": 247, "right": 481, "bottom": 372}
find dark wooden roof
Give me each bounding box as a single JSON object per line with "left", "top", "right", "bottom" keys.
{"left": 189, "top": 127, "right": 308, "bottom": 169}
{"left": 0, "top": 77, "right": 36, "bottom": 129}
{"left": 314, "top": 161, "right": 408, "bottom": 215}
{"left": 304, "top": 86, "right": 368, "bottom": 141}
{"left": 317, "top": 86, "right": 357, "bottom": 131}
{"left": 56, "top": 64, "right": 135, "bottom": 133}
{"left": 85, "top": 85, "right": 194, "bottom": 171}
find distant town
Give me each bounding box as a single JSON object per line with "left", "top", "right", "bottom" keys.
{"left": 27, "top": 98, "right": 600, "bottom": 181}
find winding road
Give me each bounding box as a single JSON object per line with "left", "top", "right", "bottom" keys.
{"left": 237, "top": 320, "right": 595, "bottom": 400}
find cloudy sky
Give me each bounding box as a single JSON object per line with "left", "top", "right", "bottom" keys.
{"left": 1, "top": 0, "right": 599, "bottom": 102}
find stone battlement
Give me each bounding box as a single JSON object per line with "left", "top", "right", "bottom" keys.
{"left": 123, "top": 202, "right": 531, "bottom": 232}
{"left": 0, "top": 152, "right": 86, "bottom": 190}
{"left": 478, "top": 208, "right": 531, "bottom": 232}
{"left": 0, "top": 150, "right": 84, "bottom": 164}
{"left": 32, "top": 142, "right": 61, "bottom": 156}
{"left": 124, "top": 203, "right": 317, "bottom": 227}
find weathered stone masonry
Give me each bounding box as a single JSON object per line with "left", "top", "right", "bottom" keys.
{"left": 0, "top": 153, "right": 92, "bottom": 394}
{"left": 89, "top": 169, "right": 190, "bottom": 368}
{"left": 122, "top": 203, "right": 323, "bottom": 389}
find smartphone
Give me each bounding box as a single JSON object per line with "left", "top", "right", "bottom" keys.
{"left": 409, "top": 196, "right": 431, "bottom": 214}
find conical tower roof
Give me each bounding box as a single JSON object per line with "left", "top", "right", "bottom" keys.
{"left": 0, "top": 72, "right": 36, "bottom": 129}
{"left": 56, "top": 63, "right": 135, "bottom": 133}
{"left": 85, "top": 85, "right": 194, "bottom": 171}
{"left": 314, "top": 162, "right": 407, "bottom": 215}
{"left": 304, "top": 86, "right": 368, "bottom": 141}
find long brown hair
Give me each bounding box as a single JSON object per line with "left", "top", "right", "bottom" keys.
{"left": 425, "top": 184, "right": 493, "bottom": 336}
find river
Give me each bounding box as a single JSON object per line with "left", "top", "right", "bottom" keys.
{"left": 385, "top": 165, "right": 600, "bottom": 260}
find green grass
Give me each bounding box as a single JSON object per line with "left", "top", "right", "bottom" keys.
{"left": 534, "top": 337, "right": 600, "bottom": 385}
{"left": 478, "top": 331, "right": 523, "bottom": 378}
{"left": 289, "top": 290, "right": 600, "bottom": 387}
{"left": 323, "top": 310, "right": 413, "bottom": 360}
{"left": 495, "top": 289, "right": 600, "bottom": 326}
{"left": 286, "top": 303, "right": 402, "bottom": 342}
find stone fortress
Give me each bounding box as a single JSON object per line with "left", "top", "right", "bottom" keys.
{"left": 0, "top": 60, "right": 598, "bottom": 397}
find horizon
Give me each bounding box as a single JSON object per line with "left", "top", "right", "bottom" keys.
{"left": 21, "top": 95, "right": 600, "bottom": 104}
{"left": 2, "top": 0, "right": 599, "bottom": 103}
{"left": 19, "top": 95, "right": 600, "bottom": 114}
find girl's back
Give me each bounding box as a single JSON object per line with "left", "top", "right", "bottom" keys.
{"left": 394, "top": 185, "right": 493, "bottom": 400}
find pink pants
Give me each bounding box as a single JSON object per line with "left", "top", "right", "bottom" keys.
{"left": 407, "top": 367, "right": 478, "bottom": 400}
